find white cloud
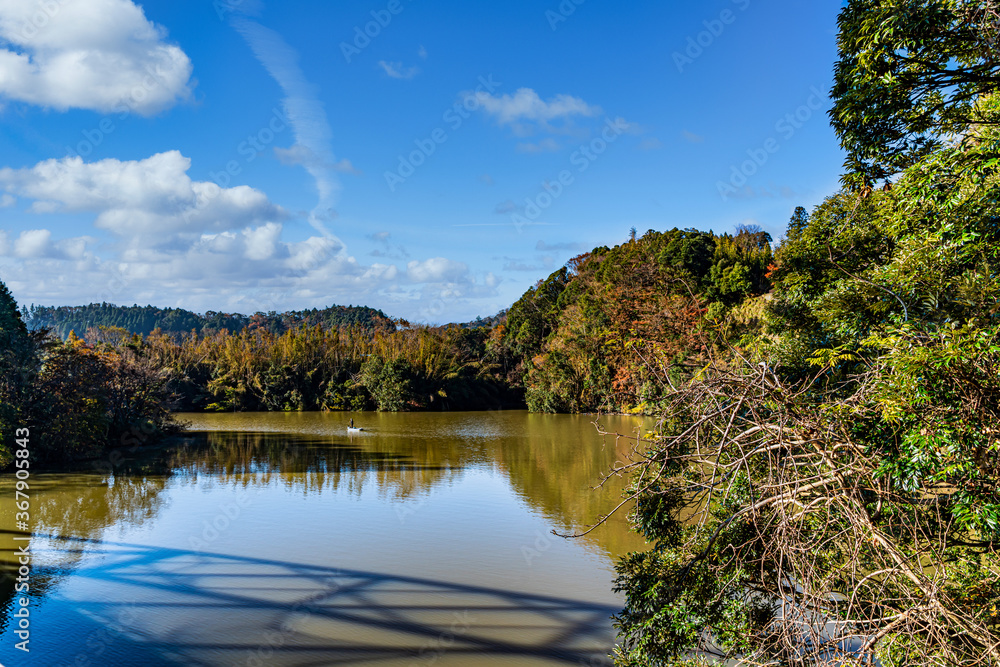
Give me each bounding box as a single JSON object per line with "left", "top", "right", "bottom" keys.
{"left": 471, "top": 88, "right": 601, "bottom": 125}
{"left": 287, "top": 235, "right": 340, "bottom": 271}
{"left": 0, "top": 238, "right": 502, "bottom": 323}
{"left": 0, "top": 0, "right": 194, "bottom": 114}
{"left": 0, "top": 152, "right": 499, "bottom": 322}
{"left": 0, "top": 194, "right": 14, "bottom": 207}
{"left": 54, "top": 236, "right": 93, "bottom": 259}
{"left": 0, "top": 151, "right": 285, "bottom": 236}
{"left": 242, "top": 222, "right": 281, "bottom": 260}
{"left": 13, "top": 229, "right": 52, "bottom": 258}
{"left": 406, "top": 258, "right": 470, "bottom": 284}
{"left": 378, "top": 60, "right": 419, "bottom": 80}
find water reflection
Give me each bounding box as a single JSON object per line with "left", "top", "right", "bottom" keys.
{"left": 164, "top": 431, "right": 465, "bottom": 504}
{"left": 178, "top": 411, "right": 650, "bottom": 559}
{"left": 0, "top": 471, "right": 172, "bottom": 635}
{"left": 0, "top": 411, "right": 650, "bottom": 666}
{"left": 16, "top": 534, "right": 620, "bottom": 665}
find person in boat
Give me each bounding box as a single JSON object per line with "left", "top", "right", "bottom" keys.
{"left": 350, "top": 418, "right": 354, "bottom": 428}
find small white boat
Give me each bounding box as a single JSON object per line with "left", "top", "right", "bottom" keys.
{"left": 347, "top": 427, "right": 363, "bottom": 433}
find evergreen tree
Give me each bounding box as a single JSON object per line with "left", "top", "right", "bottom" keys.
{"left": 787, "top": 205, "right": 809, "bottom": 240}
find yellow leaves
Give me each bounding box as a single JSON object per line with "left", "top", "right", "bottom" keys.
{"left": 806, "top": 345, "right": 861, "bottom": 369}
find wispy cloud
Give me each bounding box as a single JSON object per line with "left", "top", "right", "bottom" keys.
{"left": 274, "top": 145, "right": 358, "bottom": 174}
{"left": 536, "top": 240, "right": 587, "bottom": 252}
{"left": 503, "top": 257, "right": 555, "bottom": 272}
{"left": 378, "top": 60, "right": 419, "bottom": 80}
{"left": 516, "top": 138, "right": 561, "bottom": 153}
{"left": 681, "top": 130, "right": 704, "bottom": 144}
{"left": 228, "top": 11, "right": 346, "bottom": 239}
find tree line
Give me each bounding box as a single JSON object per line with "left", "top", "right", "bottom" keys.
{"left": 22, "top": 302, "right": 395, "bottom": 340}
{"left": 611, "top": 1, "right": 1000, "bottom": 664}
{"left": 0, "top": 293, "right": 527, "bottom": 466}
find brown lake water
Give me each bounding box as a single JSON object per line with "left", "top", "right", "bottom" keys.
{"left": 0, "top": 411, "right": 652, "bottom": 666}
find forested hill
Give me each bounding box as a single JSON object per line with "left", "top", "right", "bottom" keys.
{"left": 22, "top": 303, "right": 396, "bottom": 339}
{"left": 495, "top": 224, "right": 774, "bottom": 413}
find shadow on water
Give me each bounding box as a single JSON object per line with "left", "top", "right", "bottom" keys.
{"left": 0, "top": 413, "right": 650, "bottom": 665}
{"left": 0, "top": 430, "right": 466, "bottom": 654}
{"left": 6, "top": 531, "right": 619, "bottom": 666}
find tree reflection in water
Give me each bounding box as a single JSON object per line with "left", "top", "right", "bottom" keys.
{"left": 0, "top": 412, "right": 651, "bottom": 665}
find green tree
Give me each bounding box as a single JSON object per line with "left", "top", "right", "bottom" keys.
{"left": 613, "top": 2, "right": 1000, "bottom": 664}
{"left": 787, "top": 205, "right": 809, "bottom": 240}
{"left": 358, "top": 356, "right": 413, "bottom": 412}
{"left": 0, "top": 280, "right": 36, "bottom": 466}
{"left": 831, "top": 0, "right": 1000, "bottom": 188}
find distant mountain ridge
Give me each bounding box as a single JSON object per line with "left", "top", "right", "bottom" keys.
{"left": 22, "top": 303, "right": 397, "bottom": 339}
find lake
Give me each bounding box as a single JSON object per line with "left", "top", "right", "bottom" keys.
{"left": 0, "top": 411, "right": 652, "bottom": 666}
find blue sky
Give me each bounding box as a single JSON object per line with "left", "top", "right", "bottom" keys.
{"left": 0, "top": 0, "right": 846, "bottom": 323}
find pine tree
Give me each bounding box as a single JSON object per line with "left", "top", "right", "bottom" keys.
{"left": 787, "top": 205, "right": 809, "bottom": 240}
{"left": 0, "top": 279, "right": 27, "bottom": 344}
